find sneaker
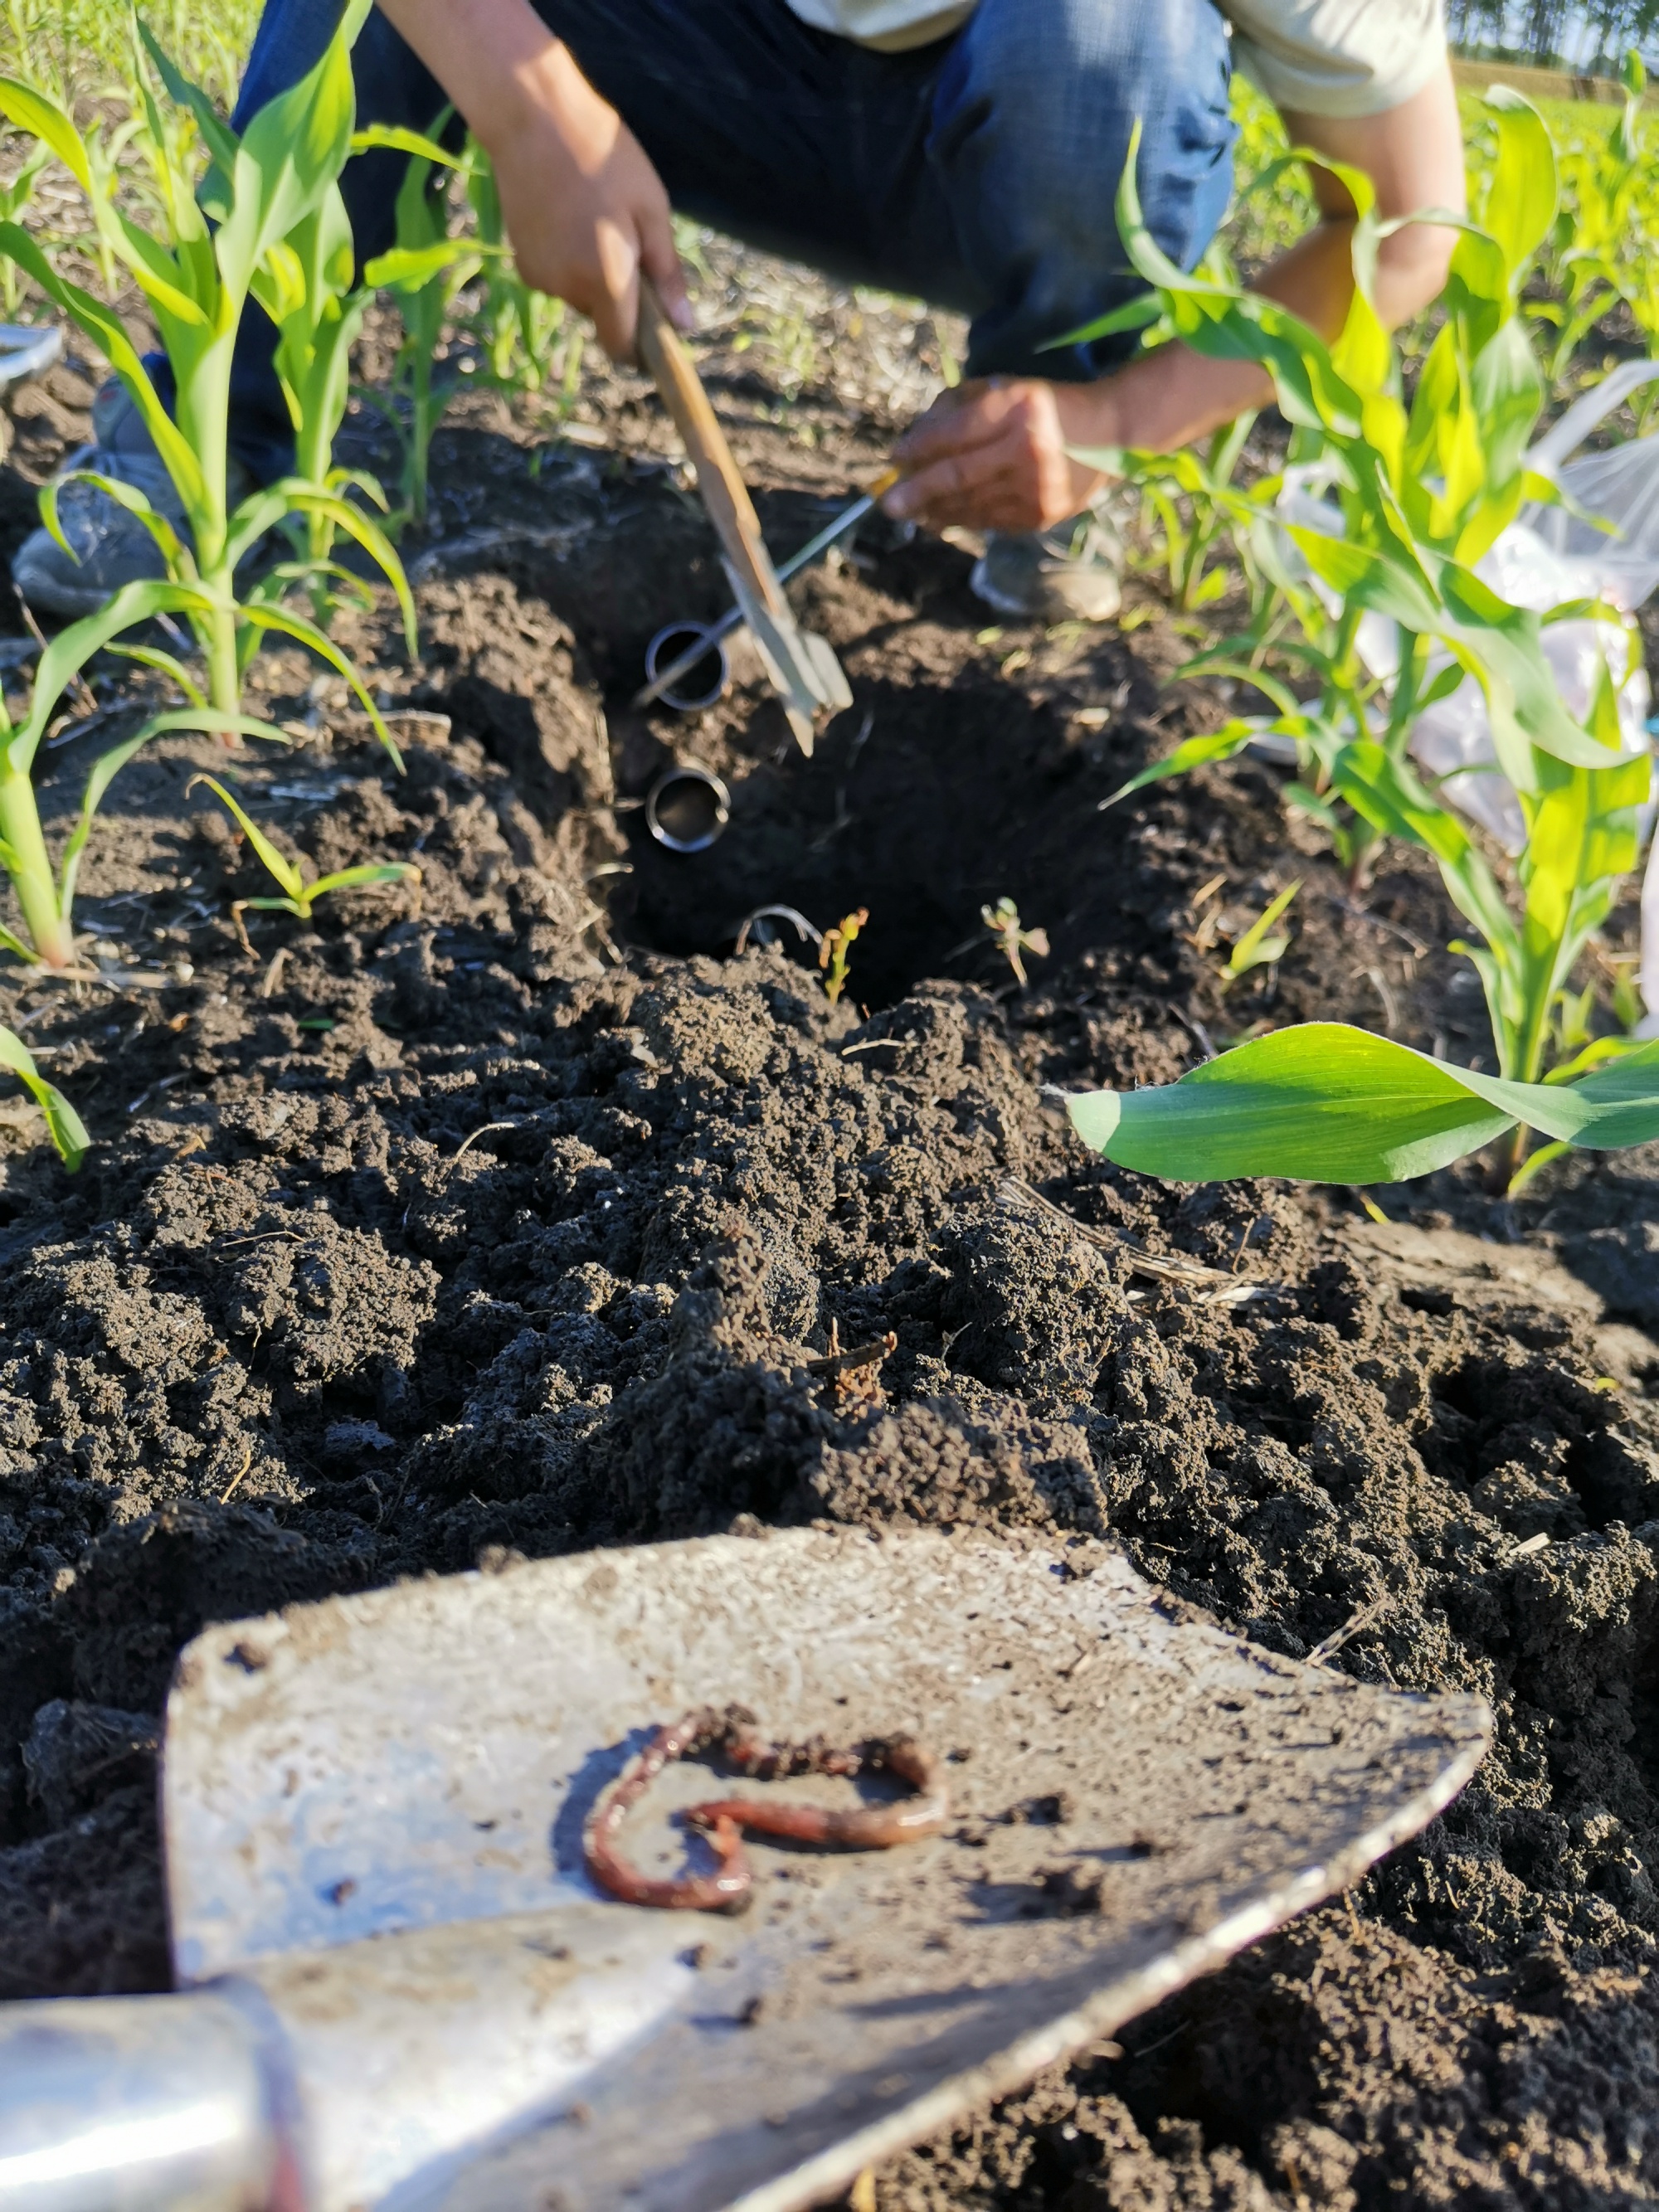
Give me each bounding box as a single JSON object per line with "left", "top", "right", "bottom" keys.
{"left": 12, "top": 379, "right": 192, "bottom": 617}
{"left": 971, "top": 510, "right": 1124, "bottom": 623}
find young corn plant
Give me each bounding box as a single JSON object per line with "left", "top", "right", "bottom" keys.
{"left": 188, "top": 771, "right": 417, "bottom": 952}
{"left": 1058, "top": 95, "right": 1657, "bottom": 1192}
{"left": 359, "top": 121, "right": 485, "bottom": 522}
{"left": 1091, "top": 93, "right": 1598, "bottom": 894}
{"left": 465, "top": 141, "right": 566, "bottom": 401}
{"left": 0, "top": 136, "right": 48, "bottom": 316}
{"left": 1126, "top": 411, "right": 1261, "bottom": 616}
{"left": 0, "top": 578, "right": 286, "bottom": 971}
{"left": 0, "top": 2, "right": 411, "bottom": 740}
{"left": 1528, "top": 52, "right": 1648, "bottom": 386}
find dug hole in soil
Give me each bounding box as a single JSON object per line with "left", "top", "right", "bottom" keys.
{"left": 3, "top": 309, "right": 1659, "bottom": 2212}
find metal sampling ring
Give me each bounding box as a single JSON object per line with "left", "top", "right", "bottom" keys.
{"left": 644, "top": 622, "right": 730, "bottom": 713}
{"left": 645, "top": 762, "right": 732, "bottom": 853}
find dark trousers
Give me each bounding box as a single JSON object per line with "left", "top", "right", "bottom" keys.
{"left": 226, "top": 0, "right": 1237, "bottom": 476}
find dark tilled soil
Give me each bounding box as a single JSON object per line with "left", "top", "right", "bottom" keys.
{"left": 4, "top": 348, "right": 1659, "bottom": 2212}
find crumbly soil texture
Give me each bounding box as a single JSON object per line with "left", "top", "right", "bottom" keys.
{"left": 6, "top": 266, "right": 1659, "bottom": 2212}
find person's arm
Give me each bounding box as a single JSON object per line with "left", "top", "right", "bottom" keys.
{"left": 374, "top": 0, "right": 691, "bottom": 360}
{"left": 884, "top": 62, "right": 1467, "bottom": 533}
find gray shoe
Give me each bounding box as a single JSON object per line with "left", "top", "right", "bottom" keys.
{"left": 12, "top": 379, "right": 191, "bottom": 616}
{"left": 971, "top": 511, "right": 1124, "bottom": 623}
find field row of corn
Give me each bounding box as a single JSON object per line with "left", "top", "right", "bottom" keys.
{"left": 0, "top": 10, "right": 1657, "bottom": 1198}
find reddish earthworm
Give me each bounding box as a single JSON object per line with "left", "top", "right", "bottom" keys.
{"left": 690, "top": 1728, "right": 949, "bottom": 1848}
{"left": 582, "top": 1708, "right": 949, "bottom": 1913}
{"left": 583, "top": 1708, "right": 752, "bottom": 1913}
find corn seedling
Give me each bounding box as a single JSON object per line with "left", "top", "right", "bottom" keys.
{"left": 0, "top": 0, "right": 255, "bottom": 108}
{"left": 982, "top": 897, "right": 1049, "bottom": 988}
{"left": 358, "top": 120, "right": 486, "bottom": 522}
{"left": 0, "top": 1022, "right": 87, "bottom": 1168}
{"left": 1530, "top": 56, "right": 1648, "bottom": 383}
{"left": 1058, "top": 96, "right": 1659, "bottom": 1190}
{"left": 1126, "top": 411, "right": 1261, "bottom": 615}
{"left": 0, "top": 137, "right": 48, "bottom": 318}
{"left": 1091, "top": 94, "right": 1597, "bottom": 891}
{"left": 0, "top": 579, "right": 288, "bottom": 971}
{"left": 1222, "top": 880, "right": 1298, "bottom": 984}
{"left": 188, "top": 771, "right": 417, "bottom": 953}
{"left": 465, "top": 142, "right": 566, "bottom": 401}
{"left": 0, "top": 3, "right": 411, "bottom": 741}
{"left": 820, "top": 907, "right": 868, "bottom": 1007}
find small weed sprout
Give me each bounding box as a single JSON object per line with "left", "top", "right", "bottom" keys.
{"left": 819, "top": 907, "right": 868, "bottom": 1006}
{"left": 188, "top": 772, "right": 417, "bottom": 953}
{"left": 982, "top": 897, "right": 1049, "bottom": 987}
{"left": 1222, "top": 881, "right": 1298, "bottom": 984}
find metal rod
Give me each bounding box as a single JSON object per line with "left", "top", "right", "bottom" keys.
{"left": 632, "top": 474, "right": 895, "bottom": 712}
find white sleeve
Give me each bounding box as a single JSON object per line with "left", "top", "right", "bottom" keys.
{"left": 1229, "top": 0, "right": 1448, "bottom": 119}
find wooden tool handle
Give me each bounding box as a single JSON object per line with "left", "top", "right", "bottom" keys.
{"left": 635, "top": 277, "right": 790, "bottom": 621}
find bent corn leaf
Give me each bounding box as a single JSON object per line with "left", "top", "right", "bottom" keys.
{"left": 1064, "top": 1024, "right": 1659, "bottom": 1186}
{"left": 0, "top": 1024, "right": 88, "bottom": 1169}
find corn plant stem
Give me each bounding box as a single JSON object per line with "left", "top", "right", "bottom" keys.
{"left": 203, "top": 593, "right": 241, "bottom": 725}
{"left": 0, "top": 765, "right": 69, "bottom": 965}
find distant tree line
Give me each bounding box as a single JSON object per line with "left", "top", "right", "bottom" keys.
{"left": 1450, "top": 0, "right": 1659, "bottom": 70}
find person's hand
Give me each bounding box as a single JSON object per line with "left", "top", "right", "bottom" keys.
{"left": 485, "top": 41, "right": 691, "bottom": 362}
{"left": 883, "top": 377, "right": 1120, "bottom": 533}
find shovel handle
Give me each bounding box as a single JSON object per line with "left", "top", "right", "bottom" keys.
{"left": 635, "top": 278, "right": 791, "bottom": 623}
{"left": 0, "top": 1989, "right": 300, "bottom": 2211}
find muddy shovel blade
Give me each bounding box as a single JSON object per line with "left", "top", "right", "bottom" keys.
{"left": 723, "top": 557, "right": 853, "bottom": 758}
{"left": 147, "top": 1526, "right": 1488, "bottom": 2212}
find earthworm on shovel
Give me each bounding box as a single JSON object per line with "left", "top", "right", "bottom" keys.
{"left": 583, "top": 1707, "right": 948, "bottom": 1913}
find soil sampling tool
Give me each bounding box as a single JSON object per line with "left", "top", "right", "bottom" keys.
{"left": 635, "top": 281, "right": 854, "bottom": 754}
{"left": 0, "top": 1524, "right": 1488, "bottom": 2212}
{"left": 635, "top": 470, "right": 898, "bottom": 717}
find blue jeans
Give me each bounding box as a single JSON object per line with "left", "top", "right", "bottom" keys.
{"left": 226, "top": 0, "right": 1235, "bottom": 479}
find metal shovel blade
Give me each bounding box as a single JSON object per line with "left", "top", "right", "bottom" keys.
{"left": 154, "top": 1526, "right": 1488, "bottom": 2212}
{"left": 722, "top": 557, "right": 853, "bottom": 758}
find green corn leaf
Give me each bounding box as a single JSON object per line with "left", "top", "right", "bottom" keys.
{"left": 1481, "top": 90, "right": 1558, "bottom": 284}
{"left": 276, "top": 485, "right": 418, "bottom": 655}
{"left": 1041, "top": 292, "right": 1165, "bottom": 352}
{"left": 349, "top": 124, "right": 468, "bottom": 168}
{"left": 215, "top": 0, "right": 369, "bottom": 304}
{"left": 108, "top": 643, "right": 207, "bottom": 709}
{"left": 236, "top": 602, "right": 404, "bottom": 768}
{"left": 0, "top": 224, "right": 210, "bottom": 519}
{"left": 56, "top": 705, "right": 288, "bottom": 920}
{"left": 0, "top": 77, "right": 92, "bottom": 193}
{"left": 7, "top": 577, "right": 217, "bottom": 775}
{"left": 1066, "top": 1025, "right": 1659, "bottom": 1186}
{"left": 137, "top": 22, "right": 239, "bottom": 180}
{"left": 363, "top": 239, "right": 488, "bottom": 295}
{"left": 187, "top": 773, "right": 307, "bottom": 902}
{"left": 1112, "top": 122, "right": 1364, "bottom": 438}
{"left": 1100, "top": 719, "right": 1271, "bottom": 809}
{"left": 308, "top": 863, "right": 417, "bottom": 898}
{"left": 42, "top": 469, "right": 189, "bottom": 578}
{"left": 0, "top": 1023, "right": 88, "bottom": 1169}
